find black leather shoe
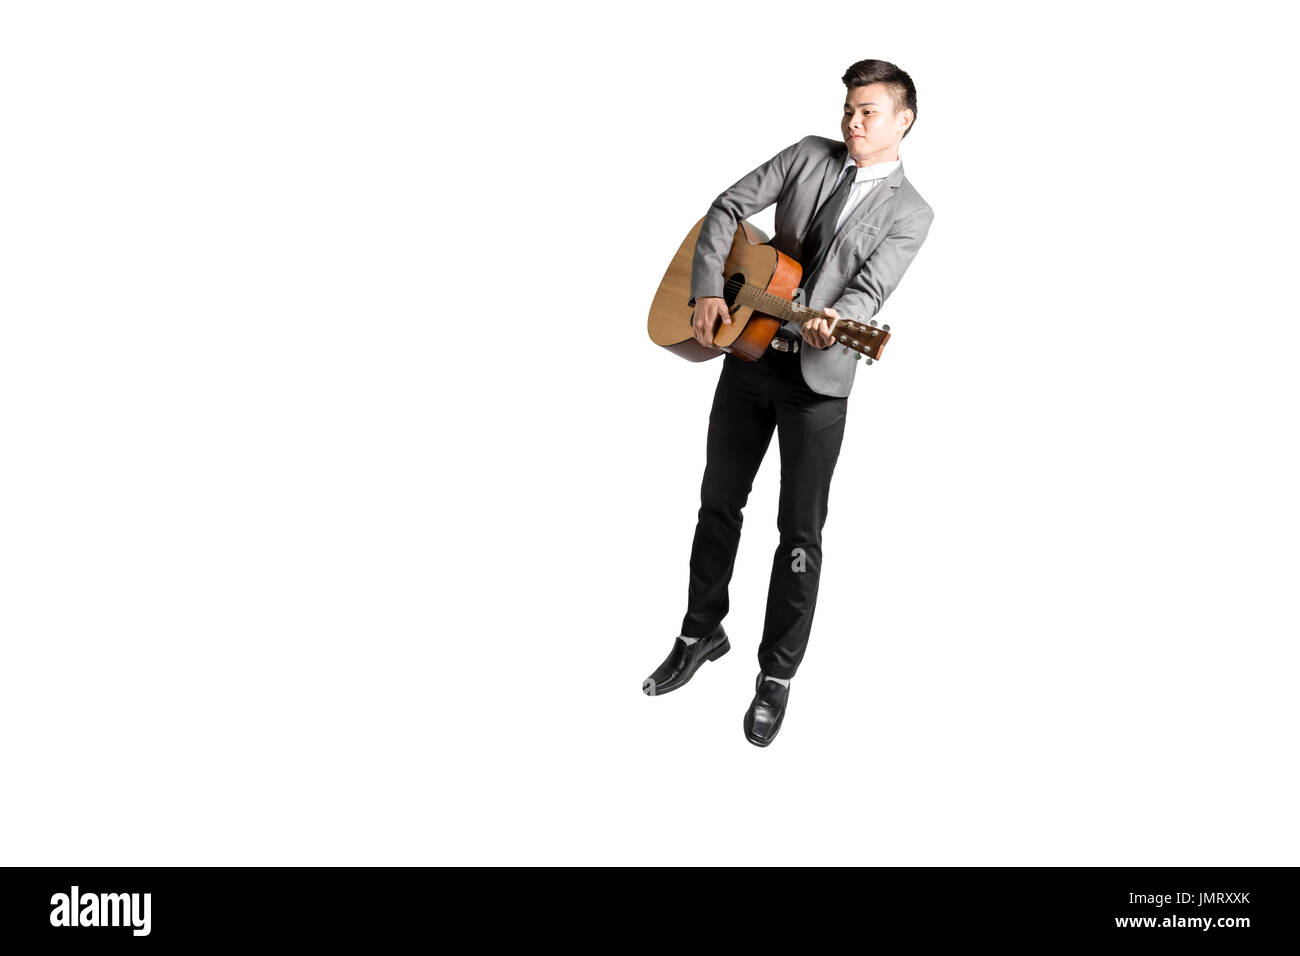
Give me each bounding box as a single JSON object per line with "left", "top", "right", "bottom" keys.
{"left": 642, "top": 626, "right": 730, "bottom": 696}
{"left": 744, "top": 671, "right": 790, "bottom": 746}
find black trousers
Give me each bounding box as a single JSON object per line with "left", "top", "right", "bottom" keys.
{"left": 680, "top": 344, "right": 849, "bottom": 679}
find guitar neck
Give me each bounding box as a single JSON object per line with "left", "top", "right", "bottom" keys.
{"left": 732, "top": 281, "right": 820, "bottom": 326}
{"left": 728, "top": 276, "right": 890, "bottom": 361}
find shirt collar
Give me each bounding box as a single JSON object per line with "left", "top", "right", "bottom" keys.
{"left": 842, "top": 154, "right": 902, "bottom": 183}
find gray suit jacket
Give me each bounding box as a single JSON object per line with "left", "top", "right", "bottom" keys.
{"left": 689, "top": 135, "right": 934, "bottom": 397}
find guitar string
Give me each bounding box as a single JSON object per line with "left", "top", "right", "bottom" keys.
{"left": 720, "top": 277, "right": 879, "bottom": 336}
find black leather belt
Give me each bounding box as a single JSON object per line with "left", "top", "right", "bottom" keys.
{"left": 769, "top": 334, "right": 801, "bottom": 353}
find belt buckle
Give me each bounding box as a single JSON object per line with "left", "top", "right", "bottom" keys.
{"left": 770, "top": 336, "right": 799, "bottom": 353}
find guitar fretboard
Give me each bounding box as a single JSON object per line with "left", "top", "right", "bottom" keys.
{"left": 723, "top": 276, "right": 813, "bottom": 324}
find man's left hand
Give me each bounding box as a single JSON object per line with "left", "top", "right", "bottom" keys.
{"left": 801, "top": 307, "right": 840, "bottom": 350}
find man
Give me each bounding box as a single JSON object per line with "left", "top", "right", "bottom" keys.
{"left": 641, "top": 59, "right": 936, "bottom": 746}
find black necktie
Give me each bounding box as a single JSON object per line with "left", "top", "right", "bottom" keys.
{"left": 798, "top": 165, "right": 858, "bottom": 301}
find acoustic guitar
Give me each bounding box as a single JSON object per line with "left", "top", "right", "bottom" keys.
{"left": 647, "top": 217, "right": 891, "bottom": 363}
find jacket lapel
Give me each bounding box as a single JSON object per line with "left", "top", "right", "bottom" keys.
{"left": 811, "top": 148, "right": 845, "bottom": 214}
{"left": 836, "top": 159, "right": 906, "bottom": 234}
{"left": 810, "top": 145, "right": 906, "bottom": 235}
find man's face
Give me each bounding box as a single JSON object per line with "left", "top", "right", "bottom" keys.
{"left": 841, "top": 83, "right": 911, "bottom": 164}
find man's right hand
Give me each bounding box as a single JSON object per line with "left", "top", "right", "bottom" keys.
{"left": 692, "top": 296, "right": 732, "bottom": 348}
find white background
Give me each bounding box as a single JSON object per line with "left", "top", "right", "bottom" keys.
{"left": 2, "top": 0, "right": 1296, "bottom": 865}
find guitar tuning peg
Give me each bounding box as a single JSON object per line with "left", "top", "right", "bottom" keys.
{"left": 864, "top": 356, "right": 873, "bottom": 365}
{"left": 868, "top": 319, "right": 878, "bottom": 327}
{"left": 841, "top": 346, "right": 850, "bottom": 355}
{"left": 882, "top": 324, "right": 890, "bottom": 332}
{"left": 853, "top": 352, "right": 862, "bottom": 361}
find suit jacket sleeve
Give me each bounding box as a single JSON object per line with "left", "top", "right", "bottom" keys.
{"left": 828, "top": 205, "right": 935, "bottom": 333}
{"left": 688, "top": 136, "right": 809, "bottom": 306}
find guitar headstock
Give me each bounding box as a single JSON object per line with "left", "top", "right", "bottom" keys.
{"left": 828, "top": 318, "right": 890, "bottom": 362}
{"left": 790, "top": 304, "right": 892, "bottom": 362}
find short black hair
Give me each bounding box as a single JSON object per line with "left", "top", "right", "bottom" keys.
{"left": 841, "top": 59, "right": 919, "bottom": 140}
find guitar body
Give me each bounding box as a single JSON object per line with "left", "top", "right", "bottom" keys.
{"left": 647, "top": 217, "right": 804, "bottom": 362}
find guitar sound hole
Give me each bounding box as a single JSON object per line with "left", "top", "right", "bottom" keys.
{"left": 723, "top": 274, "right": 745, "bottom": 309}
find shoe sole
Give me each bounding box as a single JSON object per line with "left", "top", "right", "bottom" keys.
{"left": 642, "top": 637, "right": 730, "bottom": 696}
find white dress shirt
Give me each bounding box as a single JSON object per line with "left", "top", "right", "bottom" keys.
{"left": 828, "top": 155, "right": 901, "bottom": 231}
